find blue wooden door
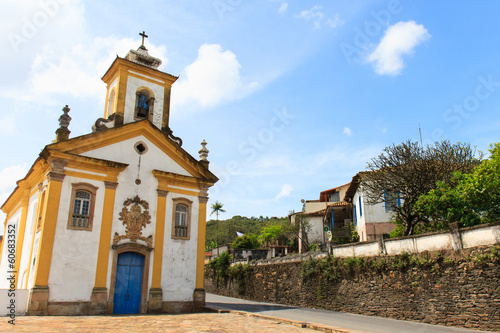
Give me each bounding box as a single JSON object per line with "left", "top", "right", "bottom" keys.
{"left": 113, "top": 252, "right": 144, "bottom": 314}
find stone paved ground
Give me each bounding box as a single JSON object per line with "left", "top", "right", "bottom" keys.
{"left": 0, "top": 313, "right": 319, "bottom": 333}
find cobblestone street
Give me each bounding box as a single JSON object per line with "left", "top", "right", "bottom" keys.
{"left": 0, "top": 313, "right": 319, "bottom": 333}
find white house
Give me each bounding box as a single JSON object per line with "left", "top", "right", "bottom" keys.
{"left": 346, "top": 173, "right": 398, "bottom": 242}
{"left": 295, "top": 173, "right": 399, "bottom": 248}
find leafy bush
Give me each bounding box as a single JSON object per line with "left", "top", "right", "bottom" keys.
{"left": 301, "top": 257, "right": 319, "bottom": 279}
{"left": 230, "top": 263, "right": 251, "bottom": 294}
{"left": 232, "top": 233, "right": 260, "bottom": 249}
{"left": 208, "top": 251, "right": 232, "bottom": 283}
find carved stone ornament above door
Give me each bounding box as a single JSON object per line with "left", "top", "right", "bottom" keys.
{"left": 113, "top": 195, "right": 153, "bottom": 248}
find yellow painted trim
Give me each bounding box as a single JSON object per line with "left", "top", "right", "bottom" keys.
{"left": 103, "top": 86, "right": 110, "bottom": 118}
{"left": 46, "top": 151, "right": 127, "bottom": 182}
{"left": 105, "top": 86, "right": 116, "bottom": 118}
{"left": 6, "top": 191, "right": 23, "bottom": 212}
{"left": 129, "top": 73, "right": 166, "bottom": 87}
{"left": 115, "top": 68, "right": 128, "bottom": 122}
{"left": 153, "top": 170, "right": 202, "bottom": 190}
{"left": 151, "top": 193, "right": 167, "bottom": 288}
{"left": 13, "top": 187, "right": 30, "bottom": 288}
{"left": 24, "top": 188, "right": 42, "bottom": 289}
{"left": 93, "top": 186, "right": 117, "bottom": 288}
{"left": 55, "top": 121, "right": 212, "bottom": 181}
{"left": 64, "top": 170, "right": 107, "bottom": 182}
{"left": 166, "top": 187, "right": 199, "bottom": 197}
{"left": 136, "top": 85, "right": 155, "bottom": 99}
{"left": 162, "top": 86, "right": 171, "bottom": 129}
{"left": 32, "top": 179, "right": 63, "bottom": 286}
{"left": 102, "top": 58, "right": 178, "bottom": 87}
{"left": 128, "top": 70, "right": 166, "bottom": 83}
{"left": 0, "top": 213, "right": 7, "bottom": 266}
{"left": 1, "top": 160, "right": 48, "bottom": 215}
{"left": 195, "top": 200, "right": 207, "bottom": 289}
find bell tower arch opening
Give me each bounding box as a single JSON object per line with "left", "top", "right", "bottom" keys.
{"left": 134, "top": 87, "right": 155, "bottom": 121}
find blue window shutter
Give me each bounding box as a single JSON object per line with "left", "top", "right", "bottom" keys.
{"left": 359, "top": 196, "right": 362, "bottom": 217}
{"left": 354, "top": 205, "right": 357, "bottom": 223}
{"left": 384, "top": 191, "right": 388, "bottom": 212}
{"left": 331, "top": 210, "right": 335, "bottom": 229}
{"left": 397, "top": 192, "right": 401, "bottom": 207}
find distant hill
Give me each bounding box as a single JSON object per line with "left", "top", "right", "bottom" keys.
{"left": 205, "top": 215, "right": 288, "bottom": 248}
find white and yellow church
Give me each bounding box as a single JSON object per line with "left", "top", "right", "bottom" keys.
{"left": 0, "top": 37, "right": 218, "bottom": 315}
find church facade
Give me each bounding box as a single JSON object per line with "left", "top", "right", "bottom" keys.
{"left": 0, "top": 39, "right": 218, "bottom": 315}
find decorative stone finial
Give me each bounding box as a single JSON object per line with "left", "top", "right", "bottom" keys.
{"left": 199, "top": 140, "right": 209, "bottom": 161}
{"left": 58, "top": 105, "right": 71, "bottom": 130}
{"left": 55, "top": 105, "right": 71, "bottom": 142}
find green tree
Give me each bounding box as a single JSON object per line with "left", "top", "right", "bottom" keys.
{"left": 205, "top": 216, "right": 289, "bottom": 248}
{"left": 232, "top": 233, "right": 260, "bottom": 249}
{"left": 417, "top": 143, "right": 500, "bottom": 228}
{"left": 210, "top": 201, "right": 226, "bottom": 254}
{"left": 362, "top": 140, "right": 481, "bottom": 236}
{"left": 259, "top": 224, "right": 285, "bottom": 246}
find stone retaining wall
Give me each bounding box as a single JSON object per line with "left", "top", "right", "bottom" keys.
{"left": 205, "top": 246, "right": 500, "bottom": 331}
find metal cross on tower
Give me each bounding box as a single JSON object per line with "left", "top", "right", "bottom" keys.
{"left": 139, "top": 31, "right": 148, "bottom": 48}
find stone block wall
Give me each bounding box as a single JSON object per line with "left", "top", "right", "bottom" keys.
{"left": 205, "top": 246, "right": 500, "bottom": 331}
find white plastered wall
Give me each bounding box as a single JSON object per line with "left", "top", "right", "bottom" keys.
{"left": 307, "top": 216, "right": 325, "bottom": 244}
{"left": 48, "top": 176, "right": 105, "bottom": 301}
{"left": 161, "top": 192, "right": 199, "bottom": 302}
{"left": 17, "top": 193, "right": 39, "bottom": 289}
{"left": 353, "top": 191, "right": 366, "bottom": 240}
{"left": 354, "top": 189, "right": 394, "bottom": 241}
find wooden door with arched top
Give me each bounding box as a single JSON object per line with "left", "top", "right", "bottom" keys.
{"left": 113, "top": 252, "right": 144, "bottom": 314}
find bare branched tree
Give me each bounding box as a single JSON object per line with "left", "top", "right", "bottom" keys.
{"left": 361, "top": 140, "right": 481, "bottom": 236}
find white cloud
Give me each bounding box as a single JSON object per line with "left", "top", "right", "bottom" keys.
{"left": 0, "top": 164, "right": 28, "bottom": 192}
{"left": 29, "top": 37, "right": 168, "bottom": 103}
{"left": 0, "top": 164, "right": 29, "bottom": 227}
{"left": 296, "top": 6, "right": 342, "bottom": 29}
{"left": 297, "top": 5, "right": 324, "bottom": 29}
{"left": 279, "top": 3, "right": 288, "bottom": 15}
{"left": 172, "top": 44, "right": 256, "bottom": 108}
{"left": 326, "top": 14, "right": 344, "bottom": 28}
{"left": 275, "top": 184, "right": 293, "bottom": 200}
{"left": 367, "top": 21, "right": 430, "bottom": 76}
{"left": 343, "top": 127, "right": 352, "bottom": 136}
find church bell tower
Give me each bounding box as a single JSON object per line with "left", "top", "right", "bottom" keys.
{"left": 99, "top": 31, "right": 178, "bottom": 131}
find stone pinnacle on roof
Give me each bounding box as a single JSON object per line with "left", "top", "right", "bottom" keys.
{"left": 199, "top": 140, "right": 209, "bottom": 161}
{"left": 55, "top": 105, "right": 71, "bottom": 142}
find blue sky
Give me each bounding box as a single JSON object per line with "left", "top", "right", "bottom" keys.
{"left": 1, "top": 1, "right": 500, "bottom": 226}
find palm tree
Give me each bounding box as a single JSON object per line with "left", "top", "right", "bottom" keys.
{"left": 210, "top": 201, "right": 226, "bottom": 255}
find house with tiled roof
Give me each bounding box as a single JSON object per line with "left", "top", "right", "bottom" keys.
{"left": 344, "top": 173, "right": 397, "bottom": 242}
{"left": 293, "top": 172, "right": 399, "bottom": 250}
